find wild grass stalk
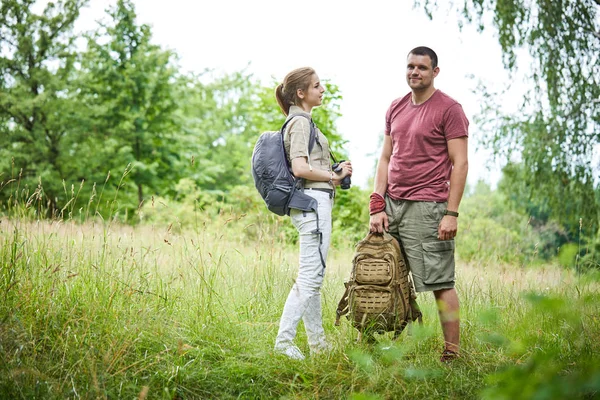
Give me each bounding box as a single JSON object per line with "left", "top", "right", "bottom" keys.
{"left": 1, "top": 213, "right": 599, "bottom": 399}
{"left": 577, "top": 217, "right": 583, "bottom": 276}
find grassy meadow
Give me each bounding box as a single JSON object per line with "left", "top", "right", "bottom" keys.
{"left": 1, "top": 211, "right": 599, "bottom": 399}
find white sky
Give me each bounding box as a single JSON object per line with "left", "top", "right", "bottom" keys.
{"left": 76, "top": 0, "right": 517, "bottom": 190}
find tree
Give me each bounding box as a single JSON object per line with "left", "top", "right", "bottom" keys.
{"left": 417, "top": 0, "right": 600, "bottom": 235}
{"left": 0, "top": 0, "right": 348, "bottom": 222}
{"left": 77, "top": 0, "right": 180, "bottom": 210}
{"left": 178, "top": 70, "right": 266, "bottom": 193}
{"left": 0, "top": 0, "right": 88, "bottom": 213}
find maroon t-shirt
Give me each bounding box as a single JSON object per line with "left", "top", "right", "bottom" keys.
{"left": 384, "top": 90, "right": 469, "bottom": 202}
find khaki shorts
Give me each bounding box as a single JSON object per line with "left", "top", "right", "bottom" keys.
{"left": 385, "top": 197, "right": 455, "bottom": 292}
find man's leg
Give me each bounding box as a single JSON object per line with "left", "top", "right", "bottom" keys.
{"left": 389, "top": 200, "right": 459, "bottom": 355}
{"left": 433, "top": 288, "right": 460, "bottom": 353}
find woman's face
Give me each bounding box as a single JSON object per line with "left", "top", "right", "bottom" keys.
{"left": 299, "top": 74, "right": 325, "bottom": 109}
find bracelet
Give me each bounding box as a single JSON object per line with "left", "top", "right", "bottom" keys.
{"left": 328, "top": 172, "right": 334, "bottom": 186}
{"left": 444, "top": 209, "right": 459, "bottom": 217}
{"left": 369, "top": 193, "right": 386, "bottom": 215}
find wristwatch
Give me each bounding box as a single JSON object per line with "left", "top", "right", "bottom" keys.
{"left": 444, "top": 209, "right": 459, "bottom": 217}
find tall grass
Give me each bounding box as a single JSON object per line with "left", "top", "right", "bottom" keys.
{"left": 1, "top": 209, "right": 599, "bottom": 399}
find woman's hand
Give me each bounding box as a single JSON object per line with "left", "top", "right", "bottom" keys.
{"left": 334, "top": 160, "right": 352, "bottom": 183}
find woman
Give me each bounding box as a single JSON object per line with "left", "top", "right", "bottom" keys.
{"left": 273, "top": 67, "right": 352, "bottom": 359}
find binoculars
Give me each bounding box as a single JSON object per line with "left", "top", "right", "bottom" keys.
{"left": 332, "top": 160, "right": 351, "bottom": 190}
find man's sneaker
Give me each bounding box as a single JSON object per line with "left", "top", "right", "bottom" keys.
{"left": 275, "top": 344, "right": 305, "bottom": 360}
{"left": 440, "top": 349, "right": 459, "bottom": 363}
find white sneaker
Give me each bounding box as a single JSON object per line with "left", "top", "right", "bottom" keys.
{"left": 275, "top": 344, "right": 305, "bottom": 360}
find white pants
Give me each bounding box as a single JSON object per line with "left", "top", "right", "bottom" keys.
{"left": 274, "top": 190, "right": 333, "bottom": 355}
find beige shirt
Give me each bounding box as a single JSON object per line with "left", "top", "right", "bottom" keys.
{"left": 284, "top": 105, "right": 333, "bottom": 190}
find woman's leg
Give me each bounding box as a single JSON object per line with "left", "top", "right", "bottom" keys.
{"left": 302, "top": 191, "right": 332, "bottom": 353}
{"left": 274, "top": 284, "right": 312, "bottom": 359}
{"left": 274, "top": 191, "right": 332, "bottom": 358}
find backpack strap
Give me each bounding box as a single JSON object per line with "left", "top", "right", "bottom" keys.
{"left": 282, "top": 112, "right": 318, "bottom": 157}
{"left": 308, "top": 120, "right": 317, "bottom": 155}
{"left": 335, "top": 282, "right": 350, "bottom": 325}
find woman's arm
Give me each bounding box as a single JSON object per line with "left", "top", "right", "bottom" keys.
{"left": 291, "top": 157, "right": 351, "bottom": 185}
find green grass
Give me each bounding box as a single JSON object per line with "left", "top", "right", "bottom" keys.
{"left": 1, "top": 215, "right": 599, "bottom": 399}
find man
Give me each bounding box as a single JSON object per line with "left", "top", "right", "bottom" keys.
{"left": 369, "top": 46, "right": 469, "bottom": 362}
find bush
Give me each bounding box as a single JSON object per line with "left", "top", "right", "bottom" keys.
{"left": 579, "top": 228, "right": 600, "bottom": 271}
{"left": 141, "top": 179, "right": 372, "bottom": 249}
{"left": 331, "top": 186, "right": 370, "bottom": 248}
{"left": 458, "top": 181, "right": 547, "bottom": 265}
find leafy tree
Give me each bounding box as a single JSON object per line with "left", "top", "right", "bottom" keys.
{"left": 0, "top": 0, "right": 88, "bottom": 213}
{"left": 0, "top": 0, "right": 348, "bottom": 224}
{"left": 177, "top": 70, "right": 266, "bottom": 194}
{"left": 417, "top": 0, "right": 600, "bottom": 235}
{"left": 496, "top": 165, "right": 572, "bottom": 257}
{"left": 77, "top": 0, "right": 180, "bottom": 212}
{"left": 312, "top": 81, "right": 347, "bottom": 158}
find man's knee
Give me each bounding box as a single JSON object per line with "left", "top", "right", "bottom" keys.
{"left": 433, "top": 287, "right": 456, "bottom": 298}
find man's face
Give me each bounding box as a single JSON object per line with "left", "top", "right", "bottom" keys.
{"left": 406, "top": 53, "right": 439, "bottom": 91}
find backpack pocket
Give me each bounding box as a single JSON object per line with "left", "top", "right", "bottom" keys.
{"left": 349, "top": 285, "right": 398, "bottom": 331}
{"left": 422, "top": 240, "right": 455, "bottom": 285}
{"left": 265, "top": 184, "right": 292, "bottom": 215}
{"left": 353, "top": 253, "right": 394, "bottom": 285}
{"left": 350, "top": 285, "right": 394, "bottom": 315}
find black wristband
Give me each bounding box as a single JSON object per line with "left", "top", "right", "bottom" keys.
{"left": 444, "top": 209, "right": 459, "bottom": 217}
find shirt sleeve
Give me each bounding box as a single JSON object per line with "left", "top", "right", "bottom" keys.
{"left": 444, "top": 103, "right": 469, "bottom": 140}
{"left": 288, "top": 117, "right": 312, "bottom": 159}
{"left": 384, "top": 105, "right": 392, "bottom": 136}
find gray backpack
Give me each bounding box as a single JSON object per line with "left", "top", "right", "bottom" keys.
{"left": 251, "top": 113, "right": 318, "bottom": 216}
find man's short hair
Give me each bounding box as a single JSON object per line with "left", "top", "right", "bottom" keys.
{"left": 408, "top": 46, "right": 438, "bottom": 69}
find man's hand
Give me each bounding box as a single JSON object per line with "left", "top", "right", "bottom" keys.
{"left": 370, "top": 211, "right": 389, "bottom": 233}
{"left": 438, "top": 215, "right": 457, "bottom": 240}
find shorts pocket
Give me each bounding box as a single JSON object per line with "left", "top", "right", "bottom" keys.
{"left": 422, "top": 240, "right": 455, "bottom": 285}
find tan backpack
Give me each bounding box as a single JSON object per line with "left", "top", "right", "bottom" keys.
{"left": 335, "top": 232, "right": 422, "bottom": 339}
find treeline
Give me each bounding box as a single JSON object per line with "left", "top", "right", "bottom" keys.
{"left": 0, "top": 0, "right": 598, "bottom": 270}
{"left": 0, "top": 0, "right": 345, "bottom": 219}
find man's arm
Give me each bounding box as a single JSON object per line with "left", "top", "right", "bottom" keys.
{"left": 370, "top": 135, "right": 393, "bottom": 233}
{"left": 438, "top": 136, "right": 468, "bottom": 240}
